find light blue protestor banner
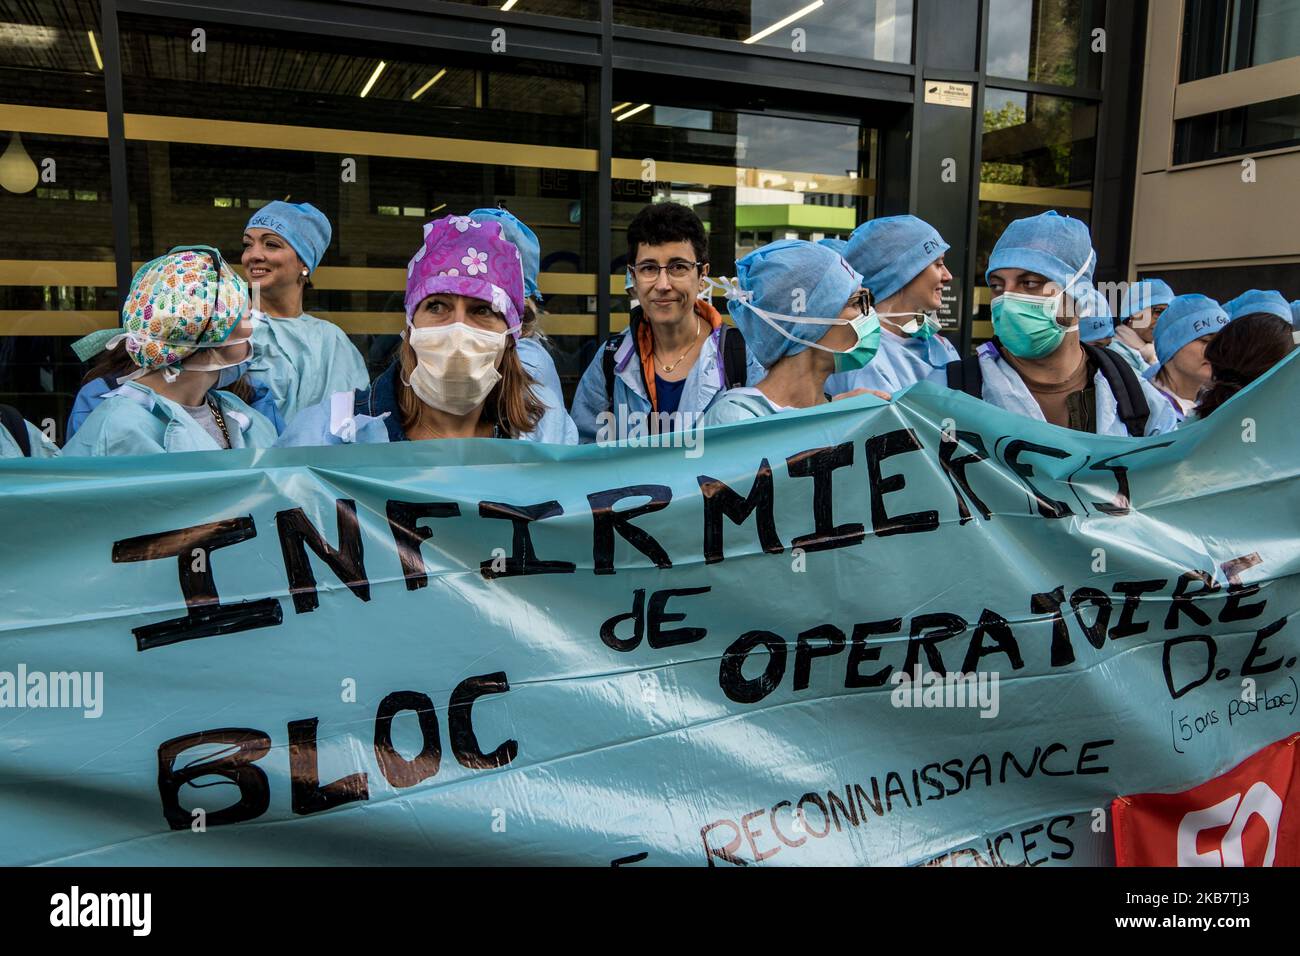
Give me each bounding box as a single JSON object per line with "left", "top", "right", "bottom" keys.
{"left": 2, "top": 353, "right": 1298, "bottom": 867}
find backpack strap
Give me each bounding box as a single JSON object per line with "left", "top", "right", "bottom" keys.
{"left": 720, "top": 324, "right": 748, "bottom": 389}
{"left": 601, "top": 332, "right": 624, "bottom": 407}
{"left": 0, "top": 404, "right": 32, "bottom": 457}
{"left": 1084, "top": 342, "right": 1150, "bottom": 437}
{"left": 945, "top": 352, "right": 983, "bottom": 399}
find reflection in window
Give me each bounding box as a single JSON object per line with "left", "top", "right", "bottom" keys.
{"left": 117, "top": 16, "right": 599, "bottom": 388}
{"left": 0, "top": 0, "right": 114, "bottom": 430}
{"left": 1174, "top": 93, "right": 1300, "bottom": 164}
{"left": 986, "top": 0, "right": 1104, "bottom": 87}
{"left": 1182, "top": 0, "right": 1300, "bottom": 80}
{"left": 614, "top": 0, "right": 914, "bottom": 63}
{"left": 611, "top": 102, "right": 873, "bottom": 279}
{"left": 981, "top": 89, "right": 1096, "bottom": 191}
{"left": 975, "top": 89, "right": 1096, "bottom": 340}
{"left": 423, "top": 0, "right": 596, "bottom": 19}
{"left": 1252, "top": 0, "right": 1300, "bottom": 66}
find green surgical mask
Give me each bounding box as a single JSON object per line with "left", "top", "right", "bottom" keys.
{"left": 991, "top": 293, "right": 1074, "bottom": 358}
{"left": 990, "top": 252, "right": 1094, "bottom": 359}
{"left": 832, "top": 309, "right": 883, "bottom": 372}
{"left": 703, "top": 277, "right": 881, "bottom": 371}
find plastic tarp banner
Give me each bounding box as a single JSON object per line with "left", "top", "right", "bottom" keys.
{"left": 2, "top": 354, "right": 1298, "bottom": 866}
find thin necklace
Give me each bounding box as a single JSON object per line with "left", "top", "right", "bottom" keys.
{"left": 656, "top": 315, "right": 701, "bottom": 374}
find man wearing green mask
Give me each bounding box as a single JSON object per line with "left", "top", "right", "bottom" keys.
{"left": 949, "top": 212, "right": 1179, "bottom": 437}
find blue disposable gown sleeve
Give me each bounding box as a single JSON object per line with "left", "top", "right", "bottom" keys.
{"left": 26, "top": 422, "right": 61, "bottom": 458}
{"left": 527, "top": 389, "right": 579, "bottom": 444}
{"left": 248, "top": 316, "right": 371, "bottom": 424}
{"left": 698, "top": 390, "right": 779, "bottom": 427}
{"left": 0, "top": 420, "right": 60, "bottom": 458}
{"left": 245, "top": 378, "right": 287, "bottom": 434}
{"left": 569, "top": 346, "right": 613, "bottom": 444}
{"left": 274, "top": 393, "right": 390, "bottom": 447}
{"left": 61, "top": 401, "right": 168, "bottom": 457}
{"left": 517, "top": 337, "right": 564, "bottom": 400}
{"left": 66, "top": 377, "right": 113, "bottom": 441}
{"left": 325, "top": 324, "right": 372, "bottom": 393}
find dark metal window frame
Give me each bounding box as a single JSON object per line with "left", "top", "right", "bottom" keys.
{"left": 1180, "top": 0, "right": 1275, "bottom": 81}
{"left": 982, "top": 0, "right": 1108, "bottom": 96}
{"left": 94, "top": 0, "right": 926, "bottom": 336}
{"left": 86, "top": 0, "right": 1126, "bottom": 351}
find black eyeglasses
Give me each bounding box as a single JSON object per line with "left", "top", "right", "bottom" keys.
{"left": 631, "top": 259, "right": 703, "bottom": 281}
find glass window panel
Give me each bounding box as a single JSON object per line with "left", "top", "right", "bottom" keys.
{"left": 1174, "top": 93, "right": 1300, "bottom": 163}
{"left": 0, "top": 0, "right": 114, "bottom": 438}
{"left": 1251, "top": 0, "right": 1300, "bottom": 66}
{"left": 1182, "top": 0, "right": 1300, "bottom": 79}
{"left": 986, "top": 0, "right": 1105, "bottom": 87}
{"left": 614, "top": 0, "right": 914, "bottom": 64}
{"left": 612, "top": 97, "right": 875, "bottom": 322}
{"left": 431, "top": 0, "right": 596, "bottom": 19}
{"left": 975, "top": 89, "right": 1097, "bottom": 342}
{"left": 118, "top": 15, "right": 598, "bottom": 391}
{"left": 981, "top": 89, "right": 1097, "bottom": 191}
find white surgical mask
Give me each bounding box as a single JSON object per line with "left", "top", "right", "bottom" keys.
{"left": 406, "top": 322, "right": 509, "bottom": 415}
{"left": 183, "top": 335, "right": 253, "bottom": 378}
{"left": 879, "top": 310, "right": 942, "bottom": 339}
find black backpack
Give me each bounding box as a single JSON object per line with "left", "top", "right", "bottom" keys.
{"left": 0, "top": 404, "right": 32, "bottom": 457}
{"left": 946, "top": 341, "right": 1151, "bottom": 437}
{"left": 601, "top": 309, "right": 748, "bottom": 406}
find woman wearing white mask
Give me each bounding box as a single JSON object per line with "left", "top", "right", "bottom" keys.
{"left": 278, "top": 215, "right": 577, "bottom": 446}
{"left": 64, "top": 247, "right": 277, "bottom": 456}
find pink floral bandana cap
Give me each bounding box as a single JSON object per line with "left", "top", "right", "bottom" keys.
{"left": 114, "top": 246, "right": 249, "bottom": 373}
{"left": 404, "top": 215, "right": 526, "bottom": 337}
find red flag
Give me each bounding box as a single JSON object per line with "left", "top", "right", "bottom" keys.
{"left": 1113, "top": 734, "right": 1300, "bottom": 866}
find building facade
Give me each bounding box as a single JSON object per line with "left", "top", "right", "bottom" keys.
{"left": 0, "top": 0, "right": 1144, "bottom": 433}
{"left": 1130, "top": 0, "right": 1300, "bottom": 301}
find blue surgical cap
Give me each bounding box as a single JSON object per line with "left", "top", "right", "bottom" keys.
{"left": 817, "top": 237, "right": 848, "bottom": 255}
{"left": 1292, "top": 300, "right": 1300, "bottom": 329}
{"left": 1224, "top": 288, "right": 1291, "bottom": 323}
{"left": 1078, "top": 287, "right": 1114, "bottom": 343}
{"left": 730, "top": 239, "right": 864, "bottom": 369}
{"left": 1144, "top": 294, "right": 1229, "bottom": 380}
{"left": 471, "top": 207, "right": 542, "bottom": 302}
{"left": 986, "top": 211, "right": 1096, "bottom": 297}
{"left": 1119, "top": 278, "right": 1174, "bottom": 320}
{"left": 844, "top": 215, "right": 949, "bottom": 303}
{"left": 246, "top": 201, "right": 332, "bottom": 273}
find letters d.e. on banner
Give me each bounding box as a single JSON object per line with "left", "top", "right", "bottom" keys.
{"left": 1112, "top": 734, "right": 1300, "bottom": 866}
